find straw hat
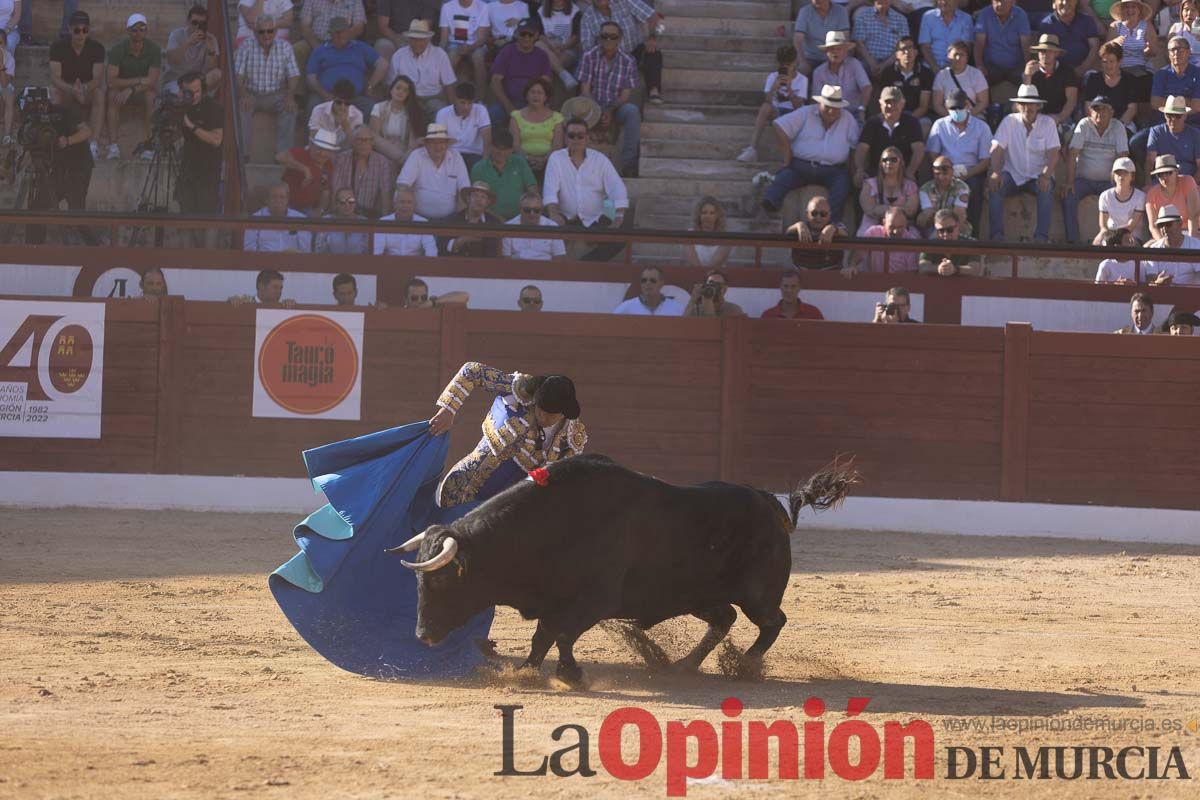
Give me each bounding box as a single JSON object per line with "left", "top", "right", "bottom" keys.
{"left": 419, "top": 123, "right": 456, "bottom": 143}
{"left": 310, "top": 128, "right": 341, "bottom": 151}
{"left": 1109, "top": 0, "right": 1154, "bottom": 22}
{"left": 812, "top": 84, "right": 849, "bottom": 108}
{"left": 818, "top": 31, "right": 852, "bottom": 51}
{"left": 1151, "top": 154, "right": 1181, "bottom": 176}
{"left": 1029, "top": 33, "right": 1065, "bottom": 53}
{"left": 459, "top": 180, "right": 497, "bottom": 206}
{"left": 1013, "top": 84, "right": 1047, "bottom": 105}
{"left": 1155, "top": 203, "right": 1183, "bottom": 225}
{"left": 1158, "top": 95, "right": 1190, "bottom": 116}
{"left": 406, "top": 19, "right": 435, "bottom": 39}
{"left": 562, "top": 96, "right": 602, "bottom": 129}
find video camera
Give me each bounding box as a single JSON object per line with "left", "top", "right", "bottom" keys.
{"left": 134, "top": 93, "right": 187, "bottom": 155}
{"left": 16, "top": 88, "right": 62, "bottom": 167}
{"left": 699, "top": 281, "right": 722, "bottom": 300}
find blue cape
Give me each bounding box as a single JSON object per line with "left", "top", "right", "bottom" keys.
{"left": 269, "top": 421, "right": 495, "bottom": 679}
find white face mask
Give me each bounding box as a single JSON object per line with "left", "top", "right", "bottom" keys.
{"left": 949, "top": 108, "right": 968, "bottom": 123}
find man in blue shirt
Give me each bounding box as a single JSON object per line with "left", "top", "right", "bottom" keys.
{"left": 1035, "top": 0, "right": 1099, "bottom": 77}
{"left": 1151, "top": 36, "right": 1200, "bottom": 126}
{"left": 306, "top": 16, "right": 386, "bottom": 116}
{"left": 926, "top": 90, "right": 992, "bottom": 233}
{"left": 1145, "top": 96, "right": 1200, "bottom": 178}
{"left": 973, "top": 0, "right": 1031, "bottom": 86}
{"left": 918, "top": 0, "right": 974, "bottom": 70}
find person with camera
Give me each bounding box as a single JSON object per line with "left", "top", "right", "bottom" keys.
{"left": 105, "top": 13, "right": 162, "bottom": 161}
{"left": 177, "top": 71, "right": 224, "bottom": 248}
{"left": 684, "top": 269, "right": 746, "bottom": 318}
{"left": 872, "top": 286, "right": 919, "bottom": 323}
{"left": 19, "top": 86, "right": 95, "bottom": 246}
{"left": 48, "top": 11, "right": 104, "bottom": 157}
{"left": 163, "top": 5, "right": 221, "bottom": 98}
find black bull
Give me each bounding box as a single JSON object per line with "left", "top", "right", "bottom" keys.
{"left": 388, "top": 454, "right": 857, "bottom": 686}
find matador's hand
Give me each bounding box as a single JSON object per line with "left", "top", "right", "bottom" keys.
{"left": 429, "top": 406, "right": 455, "bottom": 436}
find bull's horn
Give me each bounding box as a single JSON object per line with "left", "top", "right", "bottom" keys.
{"left": 401, "top": 537, "right": 458, "bottom": 572}
{"left": 384, "top": 532, "right": 426, "bottom": 555}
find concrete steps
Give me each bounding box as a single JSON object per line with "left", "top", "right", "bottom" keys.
{"left": 641, "top": 157, "right": 768, "bottom": 180}
{"left": 667, "top": 50, "right": 779, "bottom": 71}
{"left": 643, "top": 138, "right": 783, "bottom": 162}
{"left": 658, "top": 0, "right": 794, "bottom": 20}
{"left": 666, "top": 33, "right": 793, "bottom": 54}
{"left": 645, "top": 103, "right": 766, "bottom": 125}
{"left": 664, "top": 16, "right": 791, "bottom": 38}
{"left": 662, "top": 68, "right": 765, "bottom": 93}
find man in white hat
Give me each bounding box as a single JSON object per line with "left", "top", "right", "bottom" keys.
{"left": 387, "top": 19, "right": 457, "bottom": 117}
{"left": 812, "top": 31, "right": 872, "bottom": 117}
{"left": 1142, "top": 94, "right": 1200, "bottom": 180}
{"left": 1062, "top": 94, "right": 1128, "bottom": 244}
{"left": 374, "top": 1, "right": 438, "bottom": 63}
{"left": 918, "top": 0, "right": 973, "bottom": 70}
{"left": 1143, "top": 203, "right": 1200, "bottom": 285}
{"left": 1022, "top": 34, "right": 1077, "bottom": 131}
{"left": 442, "top": 180, "right": 502, "bottom": 257}
{"left": 276, "top": 127, "right": 340, "bottom": 215}
{"left": 762, "top": 84, "right": 860, "bottom": 223}
{"left": 793, "top": 0, "right": 850, "bottom": 75}
{"left": 987, "top": 84, "right": 1060, "bottom": 242}
{"left": 396, "top": 122, "right": 470, "bottom": 219}
{"left": 104, "top": 13, "right": 162, "bottom": 160}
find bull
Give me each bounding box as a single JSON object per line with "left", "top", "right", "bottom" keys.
{"left": 388, "top": 454, "right": 857, "bottom": 687}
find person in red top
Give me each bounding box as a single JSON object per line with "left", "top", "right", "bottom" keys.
{"left": 276, "top": 127, "right": 339, "bottom": 214}
{"left": 761, "top": 269, "right": 825, "bottom": 319}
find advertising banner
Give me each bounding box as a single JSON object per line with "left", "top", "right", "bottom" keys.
{"left": 252, "top": 309, "right": 363, "bottom": 420}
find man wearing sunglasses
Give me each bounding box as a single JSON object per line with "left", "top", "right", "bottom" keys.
{"left": 164, "top": 5, "right": 221, "bottom": 99}
{"left": 517, "top": 285, "right": 544, "bottom": 311}
{"left": 105, "top": 13, "right": 162, "bottom": 161}
{"left": 49, "top": 11, "right": 105, "bottom": 159}
{"left": 613, "top": 266, "right": 685, "bottom": 315}
{"left": 234, "top": 14, "right": 301, "bottom": 157}
{"left": 543, "top": 116, "right": 630, "bottom": 261}
{"left": 489, "top": 18, "right": 552, "bottom": 128}
{"left": 502, "top": 191, "right": 566, "bottom": 261}
{"left": 315, "top": 188, "right": 370, "bottom": 254}
{"left": 918, "top": 209, "right": 980, "bottom": 276}
{"left": 577, "top": 20, "right": 640, "bottom": 177}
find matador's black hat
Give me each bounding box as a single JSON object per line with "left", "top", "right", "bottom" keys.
{"left": 532, "top": 375, "right": 580, "bottom": 420}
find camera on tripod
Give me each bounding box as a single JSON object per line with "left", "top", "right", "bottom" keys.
{"left": 16, "top": 87, "right": 61, "bottom": 168}
{"left": 134, "top": 94, "right": 187, "bottom": 155}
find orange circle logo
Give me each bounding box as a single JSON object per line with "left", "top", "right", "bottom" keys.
{"left": 258, "top": 315, "right": 359, "bottom": 415}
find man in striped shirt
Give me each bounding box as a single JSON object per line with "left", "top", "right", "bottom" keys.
{"left": 235, "top": 14, "right": 300, "bottom": 155}
{"left": 577, "top": 20, "right": 640, "bottom": 176}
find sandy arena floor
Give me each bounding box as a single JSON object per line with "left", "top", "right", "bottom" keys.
{"left": 1, "top": 508, "right": 1199, "bottom": 799}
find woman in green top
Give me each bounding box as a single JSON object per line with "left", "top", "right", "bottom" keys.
{"left": 509, "top": 77, "right": 563, "bottom": 175}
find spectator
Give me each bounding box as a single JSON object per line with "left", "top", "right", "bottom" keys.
{"left": 517, "top": 284, "right": 545, "bottom": 311}
{"left": 578, "top": 20, "right": 641, "bottom": 176}
{"left": 683, "top": 196, "right": 732, "bottom": 268}
{"left": 737, "top": 44, "right": 807, "bottom": 163}
{"left": 1096, "top": 157, "right": 1145, "bottom": 244}
{"left": 163, "top": 5, "right": 220, "bottom": 98}
{"left": 375, "top": 185, "right": 439, "bottom": 255}
{"left": 235, "top": 0, "right": 295, "bottom": 50}
{"left": 1062, "top": 95, "right": 1129, "bottom": 244}
{"left": 442, "top": 180, "right": 503, "bottom": 257}
{"left": 543, "top": 116, "right": 631, "bottom": 261}
{"left": 315, "top": 188, "right": 369, "bottom": 254}
{"left": 762, "top": 84, "right": 860, "bottom": 222}
{"left": 401, "top": 278, "right": 471, "bottom": 308}
{"left": 387, "top": 20, "right": 456, "bottom": 118}
{"left": 502, "top": 191, "right": 567, "bottom": 260}
{"left": 794, "top": 0, "right": 851, "bottom": 75}
{"left": 1168, "top": 0, "right": 1200, "bottom": 68}
{"left": 579, "top": 0, "right": 665, "bottom": 104}
{"left": 854, "top": 85, "right": 925, "bottom": 185}
{"left": 440, "top": 0, "right": 491, "bottom": 92}
{"left": 918, "top": 154, "right": 971, "bottom": 234}
{"left": 321, "top": 195, "right": 372, "bottom": 254}
{"left": 1034, "top": 0, "right": 1100, "bottom": 77}
{"left": 370, "top": 75, "right": 424, "bottom": 165}
{"left": 847, "top": 206, "right": 920, "bottom": 275}
{"left": 177, "top": 71, "right": 224, "bottom": 247}
{"left": 1165, "top": 311, "right": 1200, "bottom": 335}
{"left": 878, "top": 36, "right": 933, "bottom": 128}
{"left": 1114, "top": 291, "right": 1156, "bottom": 332}
{"left": 786, "top": 195, "right": 850, "bottom": 270}
{"left": 139, "top": 267, "right": 168, "bottom": 298}
{"left": 852, "top": 0, "right": 910, "bottom": 79}
{"left": 306, "top": 16, "right": 386, "bottom": 118}
{"left": 49, "top": 11, "right": 104, "bottom": 155}
{"left": 1143, "top": 204, "right": 1200, "bottom": 284}
{"left": 872, "top": 286, "right": 919, "bottom": 323}
{"left": 919, "top": 0, "right": 973, "bottom": 70}
{"left": 684, "top": 269, "right": 746, "bottom": 317}
{"left": 235, "top": 14, "right": 301, "bottom": 157}
{"left": 277, "top": 128, "right": 339, "bottom": 215}
{"left": 489, "top": 18, "right": 554, "bottom": 128}
{"left": 926, "top": 89, "right": 990, "bottom": 233}
{"left": 308, "top": 79, "right": 364, "bottom": 146}
{"left": 613, "top": 265, "right": 685, "bottom": 315}
{"left": 974, "top": 0, "right": 1032, "bottom": 87}
{"left": 1080, "top": 41, "right": 1137, "bottom": 133}
{"left": 486, "top": 0, "right": 527, "bottom": 51}
{"left": 918, "top": 208, "right": 981, "bottom": 276}
{"left": 1146, "top": 155, "right": 1200, "bottom": 239}
{"left": 1105, "top": 0, "right": 1157, "bottom": 87}
{"left": 511, "top": 77, "right": 565, "bottom": 176}
{"left": 333, "top": 125, "right": 394, "bottom": 218}
{"left": 230, "top": 269, "right": 296, "bottom": 306}
{"left": 397, "top": 122, "right": 471, "bottom": 219}
{"left": 437, "top": 83, "right": 492, "bottom": 171}
{"left": 932, "top": 40, "right": 988, "bottom": 118}
{"left": 245, "top": 183, "right": 312, "bottom": 252}
{"left": 1149, "top": 36, "right": 1200, "bottom": 127}
{"left": 1144, "top": 96, "right": 1200, "bottom": 179}
{"left": 105, "top": 14, "right": 161, "bottom": 161}
{"left": 812, "top": 31, "right": 873, "bottom": 119}
{"left": 1023, "top": 34, "right": 1078, "bottom": 133}
{"left": 1095, "top": 227, "right": 1141, "bottom": 283}
{"left": 20, "top": 86, "right": 95, "bottom": 246}
{"left": 535, "top": 0, "right": 584, "bottom": 82}
{"left": 373, "top": 2, "right": 439, "bottom": 61}
{"left": 332, "top": 273, "right": 359, "bottom": 306}
{"left": 857, "top": 146, "right": 919, "bottom": 234}
{"left": 471, "top": 127, "right": 537, "bottom": 220}
{"left": 761, "top": 269, "right": 825, "bottom": 319}
{"left": 297, "top": 0, "right": 367, "bottom": 71}
{"left": 988, "top": 84, "right": 1060, "bottom": 244}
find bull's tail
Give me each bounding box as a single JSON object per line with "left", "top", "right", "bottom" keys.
{"left": 787, "top": 456, "right": 860, "bottom": 527}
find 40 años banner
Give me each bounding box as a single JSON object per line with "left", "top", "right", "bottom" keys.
{"left": 253, "top": 310, "right": 364, "bottom": 420}
{"left": 0, "top": 300, "right": 105, "bottom": 438}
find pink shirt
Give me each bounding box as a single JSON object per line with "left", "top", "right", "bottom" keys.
{"left": 862, "top": 224, "right": 920, "bottom": 272}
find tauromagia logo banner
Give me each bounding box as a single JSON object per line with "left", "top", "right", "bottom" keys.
{"left": 253, "top": 310, "right": 363, "bottom": 420}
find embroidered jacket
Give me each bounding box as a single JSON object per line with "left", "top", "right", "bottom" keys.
{"left": 436, "top": 361, "right": 587, "bottom": 506}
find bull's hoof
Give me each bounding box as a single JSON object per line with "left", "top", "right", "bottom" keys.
{"left": 668, "top": 655, "right": 702, "bottom": 674}
{"left": 517, "top": 659, "right": 541, "bottom": 671}
{"left": 555, "top": 662, "right": 587, "bottom": 689}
